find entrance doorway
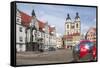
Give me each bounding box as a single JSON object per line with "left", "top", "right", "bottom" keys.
{"left": 32, "top": 44, "right": 39, "bottom": 51}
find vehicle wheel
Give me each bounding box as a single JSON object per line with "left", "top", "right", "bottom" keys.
{"left": 73, "top": 51, "right": 79, "bottom": 62}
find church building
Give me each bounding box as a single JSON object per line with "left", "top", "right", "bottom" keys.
{"left": 63, "top": 12, "right": 81, "bottom": 49}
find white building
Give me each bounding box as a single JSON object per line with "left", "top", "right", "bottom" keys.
{"left": 65, "top": 13, "right": 81, "bottom": 35}
{"left": 16, "top": 9, "right": 26, "bottom": 52}
{"left": 16, "top": 9, "right": 57, "bottom": 52}
{"left": 56, "top": 33, "right": 63, "bottom": 48}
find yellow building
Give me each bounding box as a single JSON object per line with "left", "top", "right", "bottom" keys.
{"left": 64, "top": 12, "right": 81, "bottom": 49}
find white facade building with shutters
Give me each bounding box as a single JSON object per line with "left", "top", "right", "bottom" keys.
{"left": 16, "top": 10, "right": 26, "bottom": 52}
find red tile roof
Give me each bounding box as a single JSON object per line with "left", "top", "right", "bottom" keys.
{"left": 63, "top": 35, "right": 73, "bottom": 40}
{"left": 87, "top": 27, "right": 96, "bottom": 33}
{"left": 19, "top": 11, "right": 32, "bottom": 26}
{"left": 93, "top": 28, "right": 96, "bottom": 31}
{"left": 63, "top": 33, "right": 80, "bottom": 40}
{"left": 37, "top": 20, "right": 45, "bottom": 31}
{"left": 86, "top": 27, "right": 96, "bottom": 35}
{"left": 18, "top": 10, "right": 54, "bottom": 33}
{"left": 72, "top": 33, "right": 80, "bottom": 36}
{"left": 49, "top": 26, "right": 54, "bottom": 33}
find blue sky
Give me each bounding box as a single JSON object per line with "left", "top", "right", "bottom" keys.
{"left": 17, "top": 3, "right": 96, "bottom": 35}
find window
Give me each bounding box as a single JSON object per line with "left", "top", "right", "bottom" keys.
{"left": 71, "top": 25, "right": 74, "bottom": 29}
{"left": 38, "top": 32, "right": 40, "bottom": 36}
{"left": 41, "top": 33, "right": 44, "bottom": 38}
{"left": 93, "top": 33, "right": 96, "bottom": 36}
{"left": 32, "top": 35, "right": 34, "bottom": 41}
{"left": 67, "top": 32, "right": 69, "bottom": 35}
{"left": 47, "top": 35, "right": 48, "bottom": 38}
{"left": 93, "top": 37, "right": 96, "bottom": 39}
{"left": 87, "top": 35, "right": 90, "bottom": 37}
{"left": 19, "top": 44, "right": 23, "bottom": 49}
{"left": 76, "top": 23, "right": 78, "bottom": 28}
{"left": 19, "top": 27, "right": 22, "bottom": 32}
{"left": 16, "top": 18, "right": 20, "bottom": 23}
{"left": 19, "top": 37, "right": 23, "bottom": 42}
{"left": 67, "top": 25, "right": 69, "bottom": 28}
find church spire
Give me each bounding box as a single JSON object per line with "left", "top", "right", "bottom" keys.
{"left": 66, "top": 13, "right": 71, "bottom": 20}
{"left": 75, "top": 12, "right": 80, "bottom": 19}
{"left": 31, "top": 9, "right": 36, "bottom": 17}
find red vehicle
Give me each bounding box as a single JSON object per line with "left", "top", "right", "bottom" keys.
{"left": 73, "top": 40, "right": 97, "bottom": 62}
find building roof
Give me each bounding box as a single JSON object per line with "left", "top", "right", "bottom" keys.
{"left": 63, "top": 35, "right": 73, "bottom": 40}
{"left": 66, "top": 13, "right": 71, "bottom": 20}
{"left": 72, "top": 33, "right": 80, "bottom": 36}
{"left": 63, "top": 33, "right": 80, "bottom": 40}
{"left": 75, "top": 12, "right": 80, "bottom": 19}
{"left": 19, "top": 11, "right": 32, "bottom": 26}
{"left": 18, "top": 10, "right": 54, "bottom": 33}
{"left": 49, "top": 26, "right": 55, "bottom": 34}
{"left": 37, "top": 20, "right": 45, "bottom": 30}
{"left": 86, "top": 27, "right": 96, "bottom": 35}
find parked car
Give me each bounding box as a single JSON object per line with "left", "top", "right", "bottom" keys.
{"left": 73, "top": 40, "right": 97, "bottom": 62}
{"left": 48, "top": 47, "right": 56, "bottom": 51}
{"left": 39, "top": 49, "right": 44, "bottom": 52}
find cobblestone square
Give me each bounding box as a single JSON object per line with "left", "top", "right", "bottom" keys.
{"left": 16, "top": 49, "right": 74, "bottom": 65}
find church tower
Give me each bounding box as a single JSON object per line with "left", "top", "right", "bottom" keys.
{"left": 74, "top": 12, "right": 81, "bottom": 33}
{"left": 64, "top": 12, "right": 81, "bottom": 49}
{"left": 65, "top": 14, "right": 72, "bottom": 35}
{"left": 29, "top": 9, "right": 39, "bottom": 30}
{"left": 26, "top": 9, "right": 39, "bottom": 51}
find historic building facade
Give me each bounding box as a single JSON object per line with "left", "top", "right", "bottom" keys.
{"left": 16, "top": 9, "right": 26, "bottom": 52}
{"left": 56, "top": 33, "right": 63, "bottom": 48}
{"left": 85, "top": 27, "right": 96, "bottom": 43}
{"left": 64, "top": 13, "right": 81, "bottom": 49}
{"left": 16, "top": 9, "right": 57, "bottom": 52}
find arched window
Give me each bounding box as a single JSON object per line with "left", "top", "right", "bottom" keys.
{"left": 67, "top": 25, "right": 69, "bottom": 28}
{"left": 76, "top": 23, "right": 78, "bottom": 28}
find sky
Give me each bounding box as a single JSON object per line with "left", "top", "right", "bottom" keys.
{"left": 17, "top": 3, "right": 97, "bottom": 36}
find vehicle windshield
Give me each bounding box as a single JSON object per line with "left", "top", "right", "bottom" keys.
{"left": 80, "top": 42, "right": 94, "bottom": 47}
{"left": 74, "top": 42, "right": 94, "bottom": 51}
